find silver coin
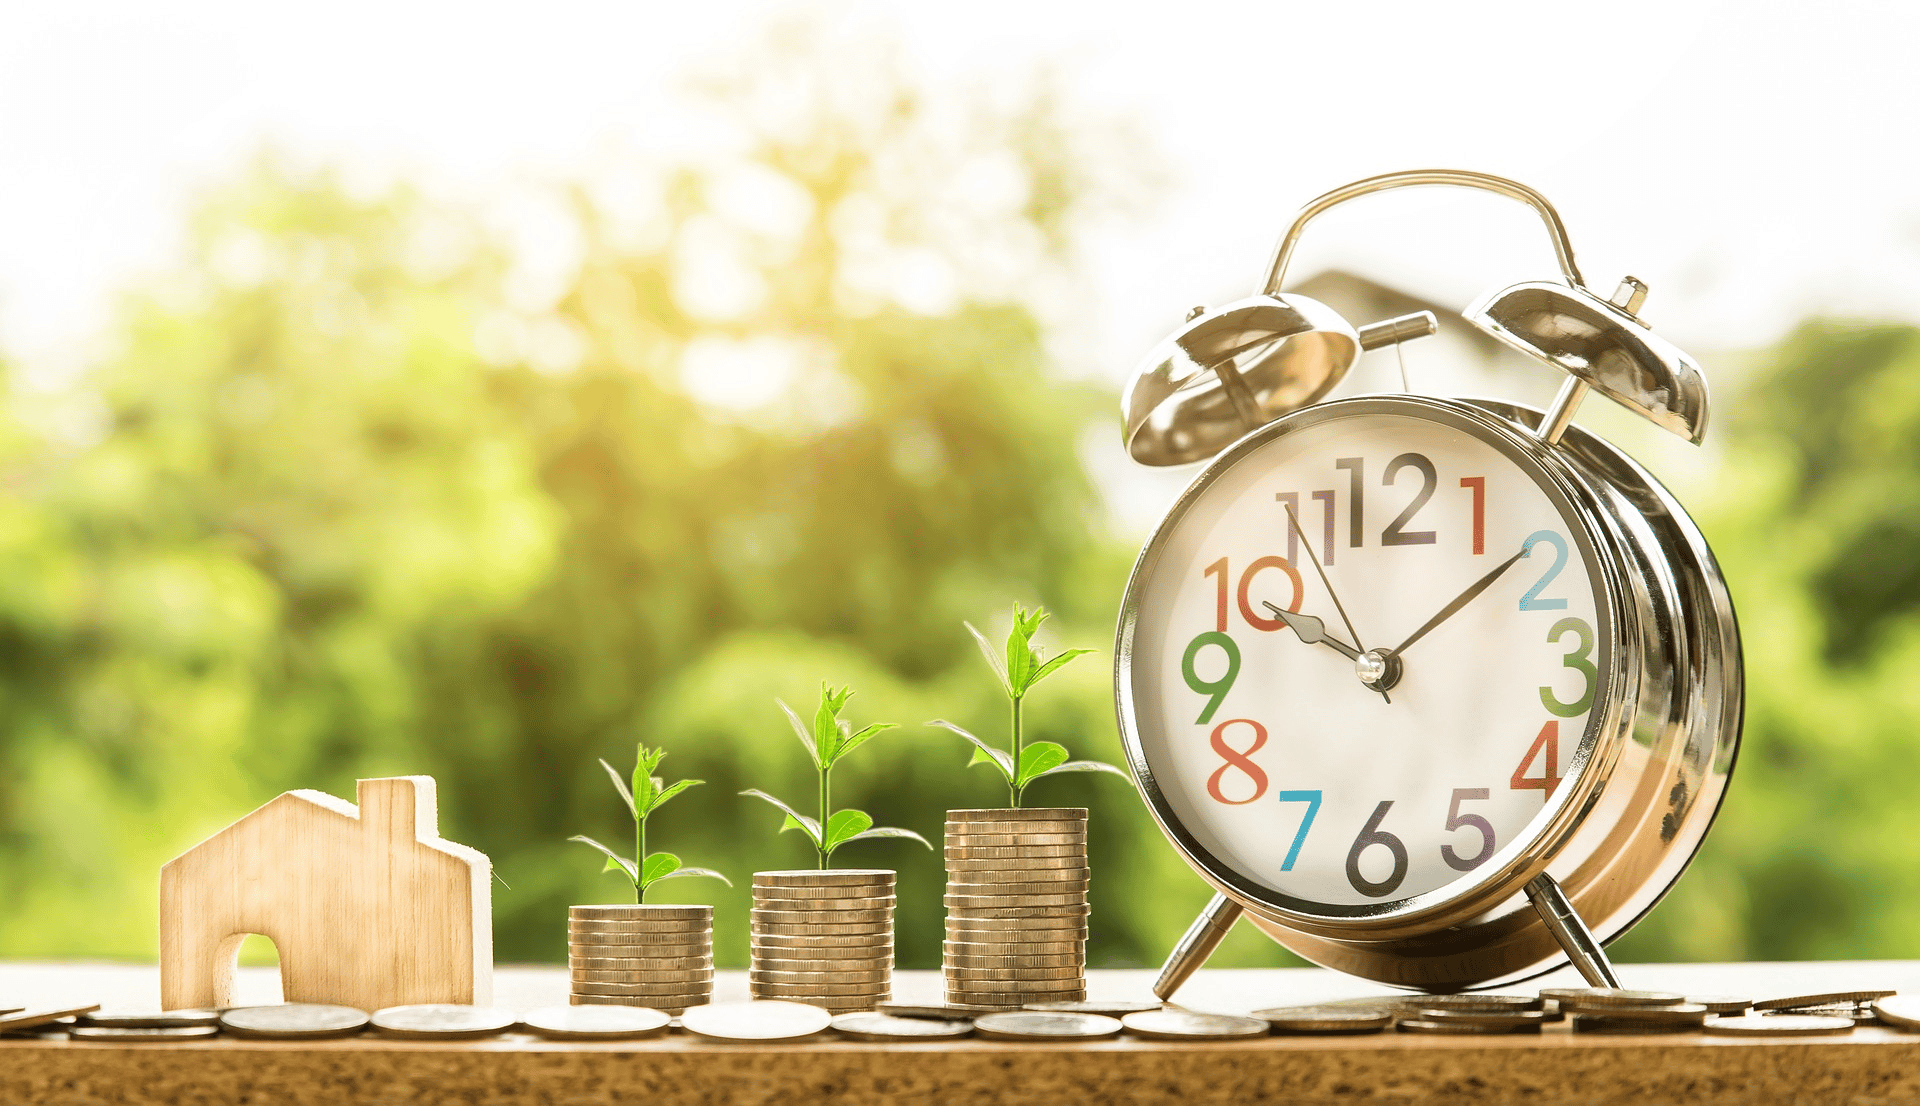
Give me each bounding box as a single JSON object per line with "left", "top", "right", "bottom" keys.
{"left": 1705, "top": 1013, "right": 1856, "bottom": 1037}
{"left": 1120, "top": 1009, "right": 1269, "bottom": 1041}
{"left": 1753, "top": 989, "right": 1895, "bottom": 1011}
{"left": 371, "top": 1004, "right": 519, "bottom": 1040}
{"left": 1412, "top": 1008, "right": 1550, "bottom": 1027}
{"left": 831, "top": 1012, "right": 974, "bottom": 1040}
{"left": 1541, "top": 988, "right": 1686, "bottom": 1009}
{"left": 1399, "top": 1017, "right": 1538, "bottom": 1035}
{"left": 877, "top": 1002, "right": 1000, "bottom": 1019}
{"left": 520, "top": 1005, "right": 670, "bottom": 1040}
{"left": 75, "top": 1009, "right": 222, "bottom": 1029}
{"left": 69, "top": 1025, "right": 221, "bottom": 1042}
{"left": 680, "top": 1000, "right": 833, "bottom": 1042}
{"left": 752, "top": 869, "right": 896, "bottom": 887}
{"left": 570, "top": 904, "right": 711, "bottom": 920}
{"left": 973, "top": 1011, "right": 1121, "bottom": 1041}
{"left": 1252, "top": 1004, "right": 1394, "bottom": 1033}
{"left": 220, "top": 1004, "right": 369, "bottom": 1040}
{"left": 1689, "top": 994, "right": 1754, "bottom": 1014}
{"left": 1872, "top": 995, "right": 1920, "bottom": 1029}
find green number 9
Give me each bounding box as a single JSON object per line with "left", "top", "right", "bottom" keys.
{"left": 1182, "top": 631, "right": 1241, "bottom": 725}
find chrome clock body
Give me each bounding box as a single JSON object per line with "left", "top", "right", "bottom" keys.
{"left": 1114, "top": 394, "right": 1741, "bottom": 989}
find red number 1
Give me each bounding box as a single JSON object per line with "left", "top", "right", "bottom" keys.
{"left": 1460, "top": 476, "right": 1485, "bottom": 555}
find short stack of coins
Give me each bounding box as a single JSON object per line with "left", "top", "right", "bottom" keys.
{"left": 568, "top": 904, "right": 713, "bottom": 1014}
{"left": 942, "top": 807, "right": 1089, "bottom": 1009}
{"left": 750, "top": 869, "right": 896, "bottom": 1014}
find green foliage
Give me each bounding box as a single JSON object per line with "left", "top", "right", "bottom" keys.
{"left": 569, "top": 742, "right": 728, "bottom": 903}
{"left": 933, "top": 603, "right": 1127, "bottom": 806}
{"left": 743, "top": 683, "right": 931, "bottom": 867}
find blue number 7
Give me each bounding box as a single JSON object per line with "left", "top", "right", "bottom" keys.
{"left": 1277, "top": 790, "right": 1322, "bottom": 871}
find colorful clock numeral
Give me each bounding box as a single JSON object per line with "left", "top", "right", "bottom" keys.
{"left": 1206, "top": 718, "right": 1269, "bottom": 804}
{"left": 1440, "top": 787, "right": 1496, "bottom": 871}
{"left": 1459, "top": 476, "right": 1486, "bottom": 555}
{"left": 1510, "top": 720, "right": 1563, "bottom": 795}
{"left": 1518, "top": 530, "right": 1570, "bottom": 610}
{"left": 1540, "top": 616, "right": 1597, "bottom": 717}
{"left": 1205, "top": 555, "right": 1303, "bottom": 635}
{"left": 1380, "top": 452, "right": 1439, "bottom": 546}
{"left": 1345, "top": 800, "right": 1409, "bottom": 898}
{"left": 1276, "top": 790, "right": 1321, "bottom": 871}
{"left": 1277, "top": 455, "right": 1484, "bottom": 558}
{"left": 1181, "top": 631, "right": 1240, "bottom": 724}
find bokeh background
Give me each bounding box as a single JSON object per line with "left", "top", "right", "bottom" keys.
{"left": 4, "top": 0, "right": 1920, "bottom": 972}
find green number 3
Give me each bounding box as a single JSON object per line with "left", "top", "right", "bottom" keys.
{"left": 1539, "top": 616, "right": 1596, "bottom": 718}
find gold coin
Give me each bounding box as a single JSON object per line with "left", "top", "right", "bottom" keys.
{"left": 752, "top": 981, "right": 892, "bottom": 998}
{"left": 1121, "top": 1009, "right": 1269, "bottom": 1041}
{"left": 568, "top": 919, "right": 712, "bottom": 935}
{"left": 945, "top": 976, "right": 1087, "bottom": 994}
{"left": 945, "top": 904, "right": 1091, "bottom": 920}
{"left": 572, "top": 967, "right": 716, "bottom": 984}
{"left": 1412, "top": 1008, "right": 1550, "bottom": 1027}
{"left": 946, "top": 918, "right": 1087, "bottom": 934}
{"left": 946, "top": 881, "right": 1091, "bottom": 898}
{"left": 571, "top": 956, "right": 714, "bottom": 971}
{"left": 946, "top": 856, "right": 1090, "bottom": 872}
{"left": 1538, "top": 988, "right": 1684, "bottom": 1008}
{"left": 1690, "top": 994, "right": 1755, "bottom": 1014}
{"left": 753, "top": 957, "right": 894, "bottom": 974}
{"left": 1571, "top": 1003, "right": 1709, "bottom": 1025}
{"left": 944, "top": 830, "right": 1087, "bottom": 846}
{"left": 945, "top": 952, "right": 1082, "bottom": 970}
{"left": 1404, "top": 993, "right": 1543, "bottom": 1012}
{"left": 1753, "top": 990, "right": 1895, "bottom": 1011}
{"left": 945, "top": 808, "right": 1086, "bottom": 822}
{"left": 569, "top": 904, "right": 712, "bottom": 920}
{"left": 570, "top": 993, "right": 708, "bottom": 1009}
{"left": 568, "top": 944, "right": 711, "bottom": 959}
{"left": 752, "top": 906, "right": 893, "bottom": 925}
{"left": 572, "top": 981, "right": 715, "bottom": 998}
{"left": 1252, "top": 1004, "right": 1393, "bottom": 1033}
{"left": 752, "top": 933, "right": 893, "bottom": 949}
{"left": 751, "top": 922, "right": 894, "bottom": 937}
{"left": 972, "top": 1011, "right": 1119, "bottom": 1041}
{"left": 945, "top": 963, "right": 1084, "bottom": 979}
{"left": 751, "top": 895, "right": 896, "bottom": 912}
{"left": 680, "top": 1000, "right": 833, "bottom": 1042}
{"left": 945, "top": 844, "right": 1084, "bottom": 860}
{"left": 751, "top": 968, "right": 892, "bottom": 985}
{"left": 944, "top": 892, "right": 1088, "bottom": 909}
{"left": 1398, "top": 1017, "right": 1537, "bottom": 1035}
{"left": 521, "top": 1005, "right": 671, "bottom": 1040}
{"left": 752, "top": 869, "right": 897, "bottom": 888}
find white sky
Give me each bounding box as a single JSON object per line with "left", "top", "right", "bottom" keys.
{"left": 3, "top": 0, "right": 1917, "bottom": 488}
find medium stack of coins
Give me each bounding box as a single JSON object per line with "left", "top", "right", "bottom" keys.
{"left": 749, "top": 869, "right": 896, "bottom": 1014}
{"left": 567, "top": 904, "right": 713, "bottom": 1014}
{"left": 942, "top": 807, "right": 1088, "bottom": 1009}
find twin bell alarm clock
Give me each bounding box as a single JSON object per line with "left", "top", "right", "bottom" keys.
{"left": 1112, "top": 169, "right": 1742, "bottom": 995}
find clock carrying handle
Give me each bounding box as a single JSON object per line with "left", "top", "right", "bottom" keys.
{"left": 1260, "top": 169, "right": 1587, "bottom": 296}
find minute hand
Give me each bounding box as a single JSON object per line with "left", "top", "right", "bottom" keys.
{"left": 1386, "top": 547, "right": 1528, "bottom": 658}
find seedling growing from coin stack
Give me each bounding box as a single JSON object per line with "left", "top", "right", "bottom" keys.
{"left": 570, "top": 742, "right": 731, "bottom": 903}
{"left": 931, "top": 602, "right": 1129, "bottom": 807}
{"left": 742, "top": 683, "right": 932, "bottom": 869}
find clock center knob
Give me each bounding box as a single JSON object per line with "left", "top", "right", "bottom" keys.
{"left": 1355, "top": 648, "right": 1403, "bottom": 692}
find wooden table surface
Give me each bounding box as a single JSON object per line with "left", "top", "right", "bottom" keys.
{"left": 6, "top": 961, "right": 1920, "bottom": 1105}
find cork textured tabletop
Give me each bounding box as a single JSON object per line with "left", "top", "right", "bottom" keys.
{"left": 5, "top": 962, "right": 1920, "bottom": 1105}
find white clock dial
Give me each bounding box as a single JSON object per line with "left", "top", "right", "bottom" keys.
{"left": 1128, "top": 407, "right": 1611, "bottom": 911}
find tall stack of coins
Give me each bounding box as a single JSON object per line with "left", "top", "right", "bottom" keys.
{"left": 942, "top": 807, "right": 1088, "bottom": 1008}
{"left": 749, "top": 869, "right": 895, "bottom": 1014}
{"left": 567, "top": 904, "right": 713, "bottom": 1014}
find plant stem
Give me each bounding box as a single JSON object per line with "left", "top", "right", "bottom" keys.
{"left": 636, "top": 807, "right": 647, "bottom": 905}
{"left": 818, "top": 761, "right": 831, "bottom": 870}
{"left": 1009, "top": 692, "right": 1023, "bottom": 808}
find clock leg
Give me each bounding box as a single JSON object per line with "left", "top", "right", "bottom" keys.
{"left": 1152, "top": 893, "right": 1244, "bottom": 1000}
{"left": 1524, "top": 873, "right": 1622, "bottom": 988}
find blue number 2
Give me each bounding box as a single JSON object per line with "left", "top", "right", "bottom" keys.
{"left": 1277, "top": 790, "right": 1322, "bottom": 871}
{"left": 1518, "top": 530, "right": 1569, "bottom": 611}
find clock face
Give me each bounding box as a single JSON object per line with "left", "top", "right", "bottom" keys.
{"left": 1123, "top": 401, "right": 1614, "bottom": 914}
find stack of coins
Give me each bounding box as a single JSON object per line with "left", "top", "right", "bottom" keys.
{"left": 568, "top": 904, "right": 713, "bottom": 1014}
{"left": 942, "top": 808, "right": 1088, "bottom": 1009}
{"left": 749, "top": 870, "right": 895, "bottom": 1014}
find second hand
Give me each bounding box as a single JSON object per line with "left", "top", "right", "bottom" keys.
{"left": 1283, "top": 503, "right": 1388, "bottom": 705}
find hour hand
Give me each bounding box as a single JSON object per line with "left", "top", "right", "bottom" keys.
{"left": 1263, "top": 602, "right": 1361, "bottom": 661}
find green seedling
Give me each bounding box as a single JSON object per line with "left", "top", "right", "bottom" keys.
{"left": 742, "top": 682, "right": 932, "bottom": 869}
{"left": 571, "top": 742, "right": 731, "bottom": 904}
{"left": 932, "top": 602, "right": 1129, "bottom": 807}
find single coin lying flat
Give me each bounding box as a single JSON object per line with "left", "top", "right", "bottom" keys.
{"left": 1872, "top": 995, "right": 1919, "bottom": 1031}
{"left": 679, "top": 1001, "right": 832, "bottom": 1043}
{"left": 69, "top": 1025, "right": 221, "bottom": 1042}
{"left": 0, "top": 1004, "right": 102, "bottom": 1033}
{"left": 1121, "top": 1009, "right": 1269, "bottom": 1041}
{"left": 1753, "top": 990, "right": 1894, "bottom": 1011}
{"left": 1405, "top": 993, "right": 1543, "bottom": 1012}
{"left": 219, "top": 1004, "right": 369, "bottom": 1040}
{"left": 1412, "top": 1008, "right": 1549, "bottom": 1027}
{"left": 1688, "top": 994, "right": 1754, "bottom": 1014}
{"left": 1023, "top": 999, "right": 1160, "bottom": 1016}
{"left": 1542, "top": 988, "right": 1686, "bottom": 1010}
{"left": 973, "top": 1011, "right": 1123, "bottom": 1041}
{"left": 1252, "top": 1005, "right": 1393, "bottom": 1033}
{"left": 1399, "top": 1017, "right": 1538, "bottom": 1035}
{"left": 1705, "top": 1014, "right": 1855, "bottom": 1037}
{"left": 519, "top": 1005, "right": 670, "bottom": 1040}
{"left": 877, "top": 1002, "right": 1000, "bottom": 1020}
{"left": 76, "top": 1009, "right": 222, "bottom": 1029}
{"left": 371, "top": 1004, "right": 518, "bottom": 1040}
{"left": 831, "top": 1013, "right": 974, "bottom": 1040}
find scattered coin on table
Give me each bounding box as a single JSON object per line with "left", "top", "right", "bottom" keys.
{"left": 1872, "top": 995, "right": 1920, "bottom": 1030}
{"left": 831, "top": 1013, "right": 974, "bottom": 1040}
{"left": 1575, "top": 1003, "right": 1710, "bottom": 1026}
{"left": 1412, "top": 1008, "right": 1550, "bottom": 1027}
{"left": 1252, "top": 1005, "right": 1393, "bottom": 1033}
{"left": 1024, "top": 999, "right": 1160, "bottom": 1016}
{"left": 1542, "top": 988, "right": 1686, "bottom": 1010}
{"left": 219, "top": 1004, "right": 369, "bottom": 1040}
{"left": 1687, "top": 994, "right": 1754, "bottom": 1014}
{"left": 1399, "top": 1017, "right": 1537, "bottom": 1035}
{"left": 1404, "top": 993, "right": 1543, "bottom": 1012}
{"left": 876, "top": 1003, "right": 1000, "bottom": 1020}
{"left": 1121, "top": 1009, "right": 1270, "bottom": 1041}
{"left": 1705, "top": 1014, "right": 1855, "bottom": 1037}
{"left": 972, "top": 1011, "right": 1122, "bottom": 1041}
{"left": 69, "top": 1025, "right": 221, "bottom": 1042}
{"left": 76, "top": 1010, "right": 222, "bottom": 1029}
{"left": 0, "top": 1004, "right": 102, "bottom": 1033}
{"left": 1753, "top": 990, "right": 1895, "bottom": 1011}
{"left": 519, "top": 1005, "right": 670, "bottom": 1040}
{"left": 679, "top": 1001, "right": 832, "bottom": 1043}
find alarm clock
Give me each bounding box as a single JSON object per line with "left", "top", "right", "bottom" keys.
{"left": 1114, "top": 170, "right": 1741, "bottom": 993}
